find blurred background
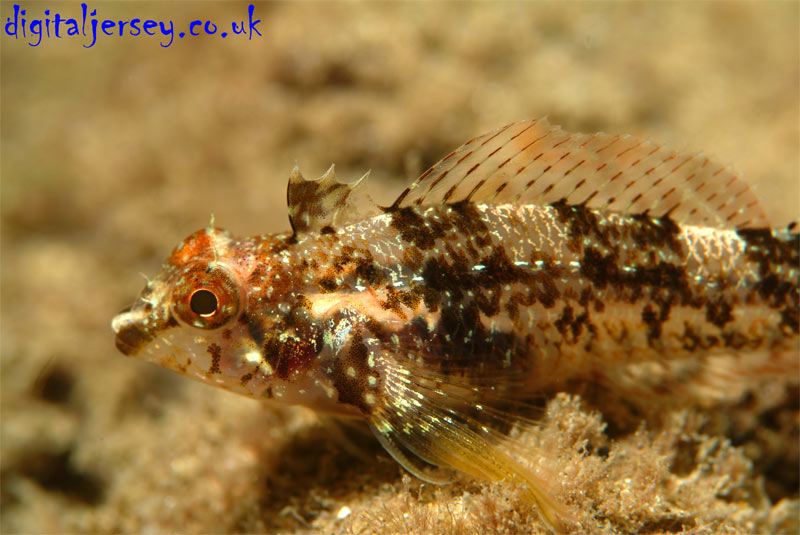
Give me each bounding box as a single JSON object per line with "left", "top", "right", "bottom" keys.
{"left": 1, "top": 2, "right": 797, "bottom": 533}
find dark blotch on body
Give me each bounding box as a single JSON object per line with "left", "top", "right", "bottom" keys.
{"left": 629, "top": 214, "right": 682, "bottom": 254}
{"left": 207, "top": 343, "right": 222, "bottom": 375}
{"left": 551, "top": 201, "right": 608, "bottom": 251}
{"left": 737, "top": 229, "right": 800, "bottom": 276}
{"left": 705, "top": 299, "right": 733, "bottom": 328}
{"left": 388, "top": 207, "right": 444, "bottom": 250}
{"left": 332, "top": 330, "right": 380, "bottom": 414}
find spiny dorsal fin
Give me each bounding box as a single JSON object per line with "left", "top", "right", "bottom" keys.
{"left": 287, "top": 164, "right": 376, "bottom": 239}
{"left": 391, "top": 119, "right": 771, "bottom": 229}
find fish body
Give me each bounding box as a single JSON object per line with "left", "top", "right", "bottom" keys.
{"left": 113, "top": 119, "right": 798, "bottom": 530}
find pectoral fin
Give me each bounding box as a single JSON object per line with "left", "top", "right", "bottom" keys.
{"left": 368, "top": 356, "right": 575, "bottom": 532}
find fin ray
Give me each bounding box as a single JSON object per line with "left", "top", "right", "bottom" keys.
{"left": 392, "top": 119, "right": 770, "bottom": 229}
{"left": 287, "top": 165, "right": 377, "bottom": 239}
{"left": 370, "top": 356, "right": 574, "bottom": 531}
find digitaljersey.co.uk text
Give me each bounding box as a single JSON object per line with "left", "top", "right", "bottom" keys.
{"left": 3, "top": 3, "right": 262, "bottom": 48}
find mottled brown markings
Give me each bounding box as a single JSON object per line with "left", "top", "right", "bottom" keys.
{"left": 679, "top": 322, "right": 720, "bottom": 352}
{"left": 449, "top": 202, "right": 492, "bottom": 247}
{"left": 722, "top": 331, "right": 752, "bottom": 351}
{"left": 207, "top": 343, "right": 222, "bottom": 375}
{"left": 353, "top": 257, "right": 385, "bottom": 286}
{"left": 504, "top": 259, "right": 561, "bottom": 320}
{"left": 320, "top": 225, "right": 336, "bottom": 235}
{"left": 380, "top": 219, "right": 557, "bottom": 374}
{"left": 289, "top": 296, "right": 308, "bottom": 312}
{"left": 332, "top": 330, "right": 380, "bottom": 414}
{"left": 287, "top": 174, "right": 357, "bottom": 238}
{"left": 579, "top": 247, "right": 618, "bottom": 291}
{"left": 316, "top": 246, "right": 385, "bottom": 293}
{"left": 705, "top": 298, "right": 733, "bottom": 328}
{"left": 420, "top": 255, "right": 471, "bottom": 306}
{"left": 421, "top": 243, "right": 541, "bottom": 311}
{"left": 330, "top": 245, "right": 355, "bottom": 273}
{"left": 571, "top": 220, "right": 798, "bottom": 350}
{"left": 240, "top": 372, "right": 253, "bottom": 387}
{"left": 319, "top": 276, "right": 338, "bottom": 293}
{"left": 581, "top": 247, "right": 692, "bottom": 304}
{"left": 641, "top": 304, "right": 663, "bottom": 344}
{"left": 388, "top": 203, "right": 493, "bottom": 253}
{"left": 755, "top": 274, "right": 794, "bottom": 307}
{"left": 629, "top": 215, "right": 682, "bottom": 254}
{"left": 262, "top": 328, "right": 321, "bottom": 380}
{"left": 475, "top": 285, "right": 502, "bottom": 317}
{"left": 388, "top": 206, "right": 447, "bottom": 250}
{"left": 259, "top": 300, "right": 324, "bottom": 379}
{"left": 736, "top": 229, "right": 799, "bottom": 339}
{"left": 737, "top": 229, "right": 800, "bottom": 277}
{"left": 222, "top": 328, "right": 232, "bottom": 341}
{"left": 395, "top": 286, "right": 423, "bottom": 312}
{"left": 680, "top": 323, "right": 701, "bottom": 352}
{"left": 380, "top": 285, "right": 410, "bottom": 319}
{"left": 244, "top": 311, "right": 266, "bottom": 353}
{"left": 401, "top": 247, "right": 424, "bottom": 271}
{"left": 243, "top": 290, "right": 324, "bottom": 380}
{"left": 554, "top": 305, "right": 574, "bottom": 338}
{"left": 364, "top": 316, "right": 390, "bottom": 342}
{"left": 551, "top": 201, "right": 609, "bottom": 252}
{"left": 247, "top": 264, "right": 266, "bottom": 285}
{"left": 578, "top": 287, "right": 606, "bottom": 312}
{"left": 779, "top": 307, "right": 799, "bottom": 335}
{"left": 270, "top": 236, "right": 294, "bottom": 253}
{"left": 167, "top": 315, "right": 180, "bottom": 328}
{"left": 114, "top": 320, "right": 156, "bottom": 356}
{"left": 554, "top": 304, "right": 591, "bottom": 343}
{"left": 581, "top": 244, "right": 718, "bottom": 349}
{"left": 404, "top": 301, "right": 531, "bottom": 382}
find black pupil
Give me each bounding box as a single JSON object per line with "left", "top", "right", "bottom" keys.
{"left": 190, "top": 289, "right": 218, "bottom": 316}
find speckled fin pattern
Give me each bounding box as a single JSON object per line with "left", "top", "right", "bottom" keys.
{"left": 287, "top": 164, "right": 375, "bottom": 239}
{"left": 393, "top": 118, "right": 770, "bottom": 229}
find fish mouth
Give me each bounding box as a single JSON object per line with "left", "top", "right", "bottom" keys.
{"left": 111, "top": 307, "right": 153, "bottom": 356}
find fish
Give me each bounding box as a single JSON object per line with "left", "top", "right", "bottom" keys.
{"left": 112, "top": 118, "right": 799, "bottom": 531}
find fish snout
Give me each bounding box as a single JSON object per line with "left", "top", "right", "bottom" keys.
{"left": 111, "top": 308, "right": 153, "bottom": 356}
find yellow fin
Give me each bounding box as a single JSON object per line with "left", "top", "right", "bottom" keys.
{"left": 369, "top": 357, "right": 575, "bottom": 532}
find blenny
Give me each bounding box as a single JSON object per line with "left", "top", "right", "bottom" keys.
{"left": 112, "top": 119, "right": 798, "bottom": 530}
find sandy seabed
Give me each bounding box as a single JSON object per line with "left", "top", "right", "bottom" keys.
{"left": 2, "top": 3, "right": 798, "bottom": 534}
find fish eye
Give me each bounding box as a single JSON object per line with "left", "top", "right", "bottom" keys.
{"left": 190, "top": 289, "right": 218, "bottom": 317}
{"left": 172, "top": 263, "right": 240, "bottom": 329}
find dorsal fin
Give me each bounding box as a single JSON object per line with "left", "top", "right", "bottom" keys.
{"left": 391, "top": 119, "right": 771, "bottom": 229}
{"left": 287, "top": 164, "right": 376, "bottom": 239}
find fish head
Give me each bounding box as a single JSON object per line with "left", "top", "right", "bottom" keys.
{"left": 112, "top": 227, "right": 250, "bottom": 372}
{"left": 112, "top": 227, "right": 358, "bottom": 414}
